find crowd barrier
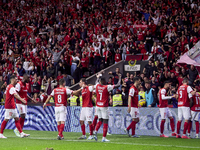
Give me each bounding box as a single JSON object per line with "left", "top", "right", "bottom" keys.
{"left": 0, "top": 106, "right": 199, "bottom": 136}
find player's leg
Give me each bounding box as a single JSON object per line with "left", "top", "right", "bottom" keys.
{"left": 125, "top": 107, "right": 136, "bottom": 137}
{"left": 131, "top": 117, "right": 140, "bottom": 138}
{"left": 92, "top": 107, "right": 98, "bottom": 131}
{"left": 182, "top": 107, "right": 191, "bottom": 139}
{"left": 0, "top": 118, "right": 9, "bottom": 138}
{"left": 13, "top": 109, "right": 29, "bottom": 138}
{"left": 94, "top": 107, "right": 102, "bottom": 132}
{"left": 101, "top": 107, "right": 110, "bottom": 142}
{"left": 159, "top": 108, "right": 168, "bottom": 137}
{"left": 57, "top": 106, "right": 67, "bottom": 140}
{"left": 187, "top": 111, "right": 194, "bottom": 138}
{"left": 176, "top": 107, "right": 183, "bottom": 138}
{"left": 79, "top": 108, "right": 86, "bottom": 139}
{"left": 87, "top": 107, "right": 94, "bottom": 140}
{"left": 167, "top": 108, "right": 176, "bottom": 136}
{"left": 193, "top": 112, "right": 199, "bottom": 138}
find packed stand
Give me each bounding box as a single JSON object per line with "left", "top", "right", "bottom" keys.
{"left": 0, "top": 0, "right": 200, "bottom": 105}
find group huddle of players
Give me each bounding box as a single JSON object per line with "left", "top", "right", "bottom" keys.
{"left": 0, "top": 70, "right": 200, "bottom": 141}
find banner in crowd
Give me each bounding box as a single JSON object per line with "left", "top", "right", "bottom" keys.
{"left": 0, "top": 106, "right": 199, "bottom": 137}
{"left": 177, "top": 41, "right": 200, "bottom": 73}
{"left": 123, "top": 60, "right": 148, "bottom": 76}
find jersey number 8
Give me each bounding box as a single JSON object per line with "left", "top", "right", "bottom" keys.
{"left": 58, "top": 95, "right": 62, "bottom": 103}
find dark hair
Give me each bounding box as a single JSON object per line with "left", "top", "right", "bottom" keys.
{"left": 100, "top": 78, "right": 106, "bottom": 85}
{"left": 183, "top": 77, "right": 188, "bottom": 83}
{"left": 59, "top": 78, "right": 65, "bottom": 85}
{"left": 133, "top": 77, "right": 140, "bottom": 83}
{"left": 81, "top": 78, "right": 87, "bottom": 84}
{"left": 10, "top": 75, "right": 16, "bottom": 80}
{"left": 164, "top": 80, "right": 171, "bottom": 85}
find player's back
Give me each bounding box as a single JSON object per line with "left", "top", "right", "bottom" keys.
{"left": 191, "top": 92, "right": 200, "bottom": 111}
{"left": 53, "top": 87, "right": 68, "bottom": 107}
{"left": 82, "top": 86, "right": 93, "bottom": 107}
{"left": 158, "top": 88, "right": 168, "bottom": 108}
{"left": 129, "top": 85, "right": 138, "bottom": 108}
{"left": 96, "top": 84, "right": 109, "bottom": 107}
{"left": 15, "top": 81, "right": 28, "bottom": 104}
{"left": 5, "top": 84, "right": 16, "bottom": 109}
{"left": 177, "top": 84, "right": 190, "bottom": 107}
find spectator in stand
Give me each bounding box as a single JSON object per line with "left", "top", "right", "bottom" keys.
{"left": 47, "top": 63, "right": 55, "bottom": 78}
{"left": 114, "top": 49, "right": 121, "bottom": 64}
{"left": 17, "top": 64, "right": 25, "bottom": 77}
{"left": 143, "top": 60, "right": 152, "bottom": 78}
{"left": 188, "top": 65, "right": 198, "bottom": 85}
{"left": 63, "top": 72, "right": 74, "bottom": 87}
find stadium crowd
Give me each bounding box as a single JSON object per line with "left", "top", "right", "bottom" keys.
{"left": 0, "top": 0, "right": 200, "bottom": 106}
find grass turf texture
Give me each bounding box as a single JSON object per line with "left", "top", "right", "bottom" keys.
{"left": 0, "top": 130, "right": 200, "bottom": 150}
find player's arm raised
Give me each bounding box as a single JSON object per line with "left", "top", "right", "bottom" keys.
{"left": 72, "top": 88, "right": 82, "bottom": 96}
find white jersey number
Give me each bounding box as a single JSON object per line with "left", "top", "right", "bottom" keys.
{"left": 58, "top": 95, "right": 62, "bottom": 103}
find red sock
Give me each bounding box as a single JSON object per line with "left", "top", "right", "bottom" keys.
{"left": 89, "top": 124, "right": 93, "bottom": 135}
{"left": 59, "top": 124, "right": 64, "bottom": 137}
{"left": 81, "top": 124, "right": 86, "bottom": 135}
{"left": 177, "top": 121, "right": 181, "bottom": 134}
{"left": 19, "top": 117, "right": 25, "bottom": 129}
{"left": 188, "top": 121, "right": 192, "bottom": 134}
{"left": 131, "top": 121, "right": 137, "bottom": 136}
{"left": 127, "top": 121, "right": 134, "bottom": 131}
{"left": 160, "top": 120, "right": 165, "bottom": 134}
{"left": 95, "top": 121, "right": 102, "bottom": 132}
{"left": 196, "top": 121, "right": 199, "bottom": 134}
{"left": 103, "top": 123, "right": 108, "bottom": 137}
{"left": 57, "top": 125, "right": 60, "bottom": 132}
{"left": 170, "top": 118, "right": 175, "bottom": 132}
{"left": 92, "top": 116, "right": 98, "bottom": 130}
{"left": 0, "top": 120, "right": 8, "bottom": 134}
{"left": 183, "top": 122, "right": 188, "bottom": 134}
{"left": 15, "top": 120, "right": 22, "bottom": 133}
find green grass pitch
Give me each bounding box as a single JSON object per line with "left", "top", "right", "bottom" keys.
{"left": 0, "top": 130, "right": 200, "bottom": 150}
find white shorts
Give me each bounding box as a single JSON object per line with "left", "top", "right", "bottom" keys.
{"left": 16, "top": 104, "right": 27, "bottom": 115}
{"left": 96, "top": 107, "right": 109, "bottom": 119}
{"left": 5, "top": 109, "right": 19, "bottom": 119}
{"left": 94, "top": 107, "right": 98, "bottom": 116}
{"left": 191, "top": 111, "right": 200, "bottom": 121}
{"left": 80, "top": 107, "right": 93, "bottom": 122}
{"left": 159, "top": 107, "right": 172, "bottom": 119}
{"left": 55, "top": 106, "right": 67, "bottom": 122}
{"left": 130, "top": 107, "right": 139, "bottom": 119}
{"left": 178, "top": 107, "right": 191, "bottom": 120}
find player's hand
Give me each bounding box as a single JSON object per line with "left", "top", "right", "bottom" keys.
{"left": 138, "top": 103, "right": 142, "bottom": 108}
{"left": 148, "top": 105, "right": 152, "bottom": 107}
{"left": 171, "top": 95, "right": 176, "bottom": 98}
{"left": 127, "top": 107, "right": 131, "bottom": 113}
{"left": 21, "top": 98, "right": 26, "bottom": 104}
{"left": 43, "top": 103, "right": 47, "bottom": 110}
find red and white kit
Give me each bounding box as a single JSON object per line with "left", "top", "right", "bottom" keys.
{"left": 177, "top": 84, "right": 193, "bottom": 120}
{"left": 129, "top": 85, "right": 139, "bottom": 118}
{"left": 50, "top": 87, "right": 73, "bottom": 122}
{"left": 15, "top": 81, "right": 28, "bottom": 115}
{"left": 80, "top": 86, "right": 94, "bottom": 122}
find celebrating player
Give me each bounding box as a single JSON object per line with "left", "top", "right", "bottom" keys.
{"left": 43, "top": 78, "right": 82, "bottom": 140}
{"left": 93, "top": 72, "right": 121, "bottom": 142}
{"left": 124, "top": 77, "right": 141, "bottom": 138}
{"left": 0, "top": 75, "right": 30, "bottom": 138}
{"left": 158, "top": 80, "right": 176, "bottom": 138}
{"left": 187, "top": 87, "right": 200, "bottom": 138}
{"left": 78, "top": 78, "right": 94, "bottom": 140}
{"left": 14, "top": 74, "right": 37, "bottom": 137}
{"left": 176, "top": 78, "right": 196, "bottom": 139}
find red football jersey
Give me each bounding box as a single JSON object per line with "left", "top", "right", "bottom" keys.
{"left": 15, "top": 81, "right": 28, "bottom": 105}
{"left": 129, "top": 85, "right": 139, "bottom": 108}
{"left": 51, "top": 87, "right": 73, "bottom": 107}
{"left": 191, "top": 92, "right": 200, "bottom": 112}
{"left": 158, "top": 88, "right": 169, "bottom": 108}
{"left": 4, "top": 84, "right": 17, "bottom": 109}
{"left": 40, "top": 93, "right": 48, "bottom": 103}
{"left": 82, "top": 86, "right": 93, "bottom": 107}
{"left": 95, "top": 84, "right": 114, "bottom": 107}
{"left": 177, "top": 84, "right": 193, "bottom": 107}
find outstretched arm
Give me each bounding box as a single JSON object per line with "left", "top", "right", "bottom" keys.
{"left": 43, "top": 95, "right": 52, "bottom": 109}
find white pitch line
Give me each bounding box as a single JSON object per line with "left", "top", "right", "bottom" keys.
{"left": 26, "top": 137, "right": 200, "bottom": 149}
